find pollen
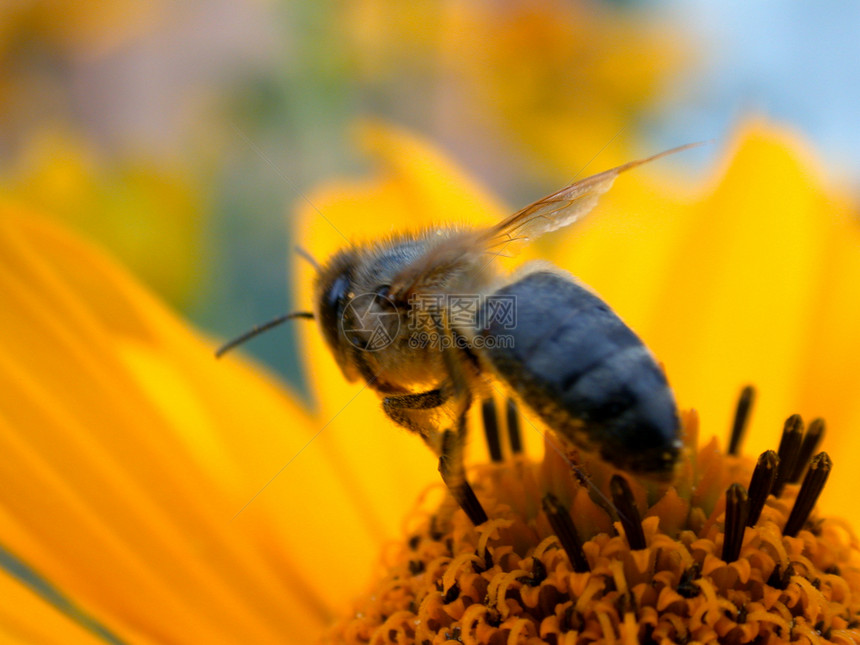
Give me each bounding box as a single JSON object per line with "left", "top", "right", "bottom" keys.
{"left": 321, "top": 394, "right": 860, "bottom": 644}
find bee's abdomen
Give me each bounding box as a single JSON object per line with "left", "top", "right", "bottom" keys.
{"left": 478, "top": 271, "right": 680, "bottom": 476}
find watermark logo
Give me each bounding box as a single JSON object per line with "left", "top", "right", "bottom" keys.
{"left": 341, "top": 292, "right": 401, "bottom": 351}
{"left": 340, "top": 292, "right": 517, "bottom": 352}
{"left": 408, "top": 293, "right": 517, "bottom": 331}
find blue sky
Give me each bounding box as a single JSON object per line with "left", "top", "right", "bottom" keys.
{"left": 650, "top": 0, "right": 860, "bottom": 180}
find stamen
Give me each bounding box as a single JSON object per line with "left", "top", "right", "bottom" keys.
{"left": 783, "top": 452, "right": 832, "bottom": 537}
{"left": 542, "top": 493, "right": 590, "bottom": 573}
{"left": 789, "top": 418, "right": 826, "bottom": 483}
{"left": 721, "top": 483, "right": 749, "bottom": 562}
{"left": 746, "top": 450, "right": 779, "bottom": 527}
{"left": 677, "top": 563, "right": 702, "bottom": 598}
{"left": 506, "top": 398, "right": 522, "bottom": 454}
{"left": 517, "top": 558, "right": 547, "bottom": 587}
{"left": 728, "top": 385, "right": 756, "bottom": 456}
{"left": 767, "top": 562, "right": 795, "bottom": 590}
{"left": 609, "top": 475, "right": 646, "bottom": 550}
{"left": 480, "top": 399, "right": 503, "bottom": 462}
{"left": 773, "top": 414, "right": 804, "bottom": 497}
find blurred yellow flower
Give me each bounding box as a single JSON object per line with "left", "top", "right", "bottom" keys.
{"left": 442, "top": 0, "right": 683, "bottom": 175}
{"left": 1, "top": 119, "right": 858, "bottom": 643}
{"left": 0, "top": 129, "right": 204, "bottom": 307}
{"left": 342, "top": 0, "right": 683, "bottom": 177}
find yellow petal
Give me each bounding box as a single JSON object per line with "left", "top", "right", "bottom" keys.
{"left": 0, "top": 210, "right": 393, "bottom": 641}
{"left": 0, "top": 547, "right": 125, "bottom": 645}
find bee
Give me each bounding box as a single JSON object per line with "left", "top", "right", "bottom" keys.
{"left": 218, "top": 145, "right": 696, "bottom": 493}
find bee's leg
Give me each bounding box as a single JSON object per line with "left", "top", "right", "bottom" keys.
{"left": 481, "top": 398, "right": 503, "bottom": 462}
{"left": 382, "top": 386, "right": 488, "bottom": 526}
{"left": 432, "top": 320, "right": 490, "bottom": 525}
{"left": 438, "top": 424, "right": 488, "bottom": 526}
{"left": 382, "top": 388, "right": 449, "bottom": 455}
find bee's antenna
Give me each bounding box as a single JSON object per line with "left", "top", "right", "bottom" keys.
{"left": 215, "top": 312, "right": 315, "bottom": 358}
{"left": 295, "top": 245, "right": 321, "bottom": 271}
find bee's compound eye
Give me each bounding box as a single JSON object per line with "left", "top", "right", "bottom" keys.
{"left": 325, "top": 273, "right": 352, "bottom": 312}
{"left": 317, "top": 271, "right": 353, "bottom": 355}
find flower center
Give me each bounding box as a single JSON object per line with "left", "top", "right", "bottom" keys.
{"left": 321, "top": 390, "right": 860, "bottom": 644}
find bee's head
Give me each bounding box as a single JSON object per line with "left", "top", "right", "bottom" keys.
{"left": 314, "top": 240, "right": 432, "bottom": 382}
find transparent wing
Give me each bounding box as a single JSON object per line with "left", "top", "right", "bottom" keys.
{"left": 479, "top": 142, "right": 705, "bottom": 250}
{"left": 389, "top": 142, "right": 705, "bottom": 299}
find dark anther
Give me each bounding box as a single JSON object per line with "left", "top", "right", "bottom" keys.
{"left": 542, "top": 493, "right": 590, "bottom": 573}
{"left": 409, "top": 560, "right": 425, "bottom": 575}
{"left": 614, "top": 591, "right": 634, "bottom": 616}
{"left": 722, "top": 483, "right": 749, "bottom": 562}
{"left": 483, "top": 548, "right": 494, "bottom": 572}
{"left": 518, "top": 558, "right": 547, "bottom": 586}
{"left": 677, "top": 563, "right": 702, "bottom": 598}
{"left": 443, "top": 583, "right": 461, "bottom": 604}
{"left": 783, "top": 452, "right": 832, "bottom": 537}
{"left": 408, "top": 535, "right": 421, "bottom": 550}
{"left": 506, "top": 398, "right": 522, "bottom": 454}
{"left": 747, "top": 450, "right": 779, "bottom": 526}
{"left": 438, "top": 455, "right": 489, "bottom": 527}
{"left": 560, "top": 606, "right": 581, "bottom": 631}
{"left": 773, "top": 414, "right": 804, "bottom": 497}
{"left": 610, "top": 475, "right": 647, "bottom": 550}
{"left": 530, "top": 557, "right": 547, "bottom": 585}
{"left": 767, "top": 563, "right": 795, "bottom": 590}
{"left": 728, "top": 385, "right": 756, "bottom": 456}
{"left": 642, "top": 624, "right": 658, "bottom": 645}
{"left": 429, "top": 516, "right": 443, "bottom": 541}
{"left": 481, "top": 398, "right": 503, "bottom": 462}
{"left": 790, "top": 418, "right": 826, "bottom": 483}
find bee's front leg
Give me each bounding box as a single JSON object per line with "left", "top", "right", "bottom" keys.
{"left": 383, "top": 388, "right": 487, "bottom": 525}
{"left": 382, "top": 388, "right": 448, "bottom": 454}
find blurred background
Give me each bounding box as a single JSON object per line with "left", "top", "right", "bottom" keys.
{"left": 1, "top": 0, "right": 858, "bottom": 394}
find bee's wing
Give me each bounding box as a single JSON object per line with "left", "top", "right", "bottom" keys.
{"left": 389, "top": 142, "right": 704, "bottom": 299}
{"left": 479, "top": 142, "right": 704, "bottom": 250}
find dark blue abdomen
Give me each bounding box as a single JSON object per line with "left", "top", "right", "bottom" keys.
{"left": 477, "top": 271, "right": 680, "bottom": 476}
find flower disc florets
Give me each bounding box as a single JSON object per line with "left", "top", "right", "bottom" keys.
{"left": 323, "top": 405, "right": 860, "bottom": 644}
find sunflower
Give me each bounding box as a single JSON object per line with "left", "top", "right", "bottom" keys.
{"left": 1, "top": 120, "right": 858, "bottom": 643}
